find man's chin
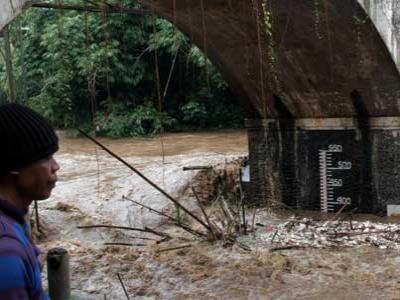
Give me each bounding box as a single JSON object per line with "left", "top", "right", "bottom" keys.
{"left": 17, "top": 185, "right": 54, "bottom": 202}
{"left": 34, "top": 192, "right": 52, "bottom": 201}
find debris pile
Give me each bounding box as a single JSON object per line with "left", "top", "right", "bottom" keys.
{"left": 184, "top": 157, "right": 245, "bottom": 205}
{"left": 259, "top": 218, "right": 400, "bottom": 250}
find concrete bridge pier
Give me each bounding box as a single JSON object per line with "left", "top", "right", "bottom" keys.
{"left": 245, "top": 118, "right": 296, "bottom": 208}
{"left": 368, "top": 117, "right": 400, "bottom": 214}
{"left": 246, "top": 117, "right": 400, "bottom": 215}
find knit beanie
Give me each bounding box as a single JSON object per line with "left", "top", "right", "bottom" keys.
{"left": 0, "top": 104, "right": 59, "bottom": 175}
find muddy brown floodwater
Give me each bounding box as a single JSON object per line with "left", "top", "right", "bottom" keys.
{"left": 37, "top": 130, "right": 400, "bottom": 300}
{"left": 58, "top": 130, "right": 248, "bottom": 156}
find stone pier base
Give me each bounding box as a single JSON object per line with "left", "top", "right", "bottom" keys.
{"left": 245, "top": 117, "right": 400, "bottom": 214}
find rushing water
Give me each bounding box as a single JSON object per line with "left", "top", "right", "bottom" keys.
{"left": 57, "top": 130, "right": 248, "bottom": 156}
{"left": 43, "top": 130, "right": 248, "bottom": 238}
{"left": 39, "top": 130, "right": 248, "bottom": 299}
{"left": 39, "top": 130, "right": 400, "bottom": 299}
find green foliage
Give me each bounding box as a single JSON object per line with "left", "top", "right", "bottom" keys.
{"left": 0, "top": 1, "right": 244, "bottom": 137}
{"left": 149, "top": 19, "right": 185, "bottom": 54}
{"left": 181, "top": 100, "right": 207, "bottom": 126}
{"left": 96, "top": 102, "right": 175, "bottom": 137}
{"left": 29, "top": 69, "right": 74, "bottom": 128}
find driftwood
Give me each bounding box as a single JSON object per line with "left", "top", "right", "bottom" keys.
{"left": 270, "top": 245, "right": 305, "bottom": 252}
{"left": 156, "top": 244, "right": 193, "bottom": 253}
{"left": 117, "top": 273, "right": 130, "bottom": 300}
{"left": 144, "top": 226, "right": 171, "bottom": 240}
{"left": 105, "top": 243, "right": 146, "bottom": 247}
{"left": 125, "top": 236, "right": 158, "bottom": 241}
{"left": 219, "top": 198, "right": 235, "bottom": 225}
{"left": 122, "top": 196, "right": 206, "bottom": 237}
{"left": 77, "top": 224, "right": 170, "bottom": 238}
{"left": 326, "top": 204, "right": 349, "bottom": 224}
{"left": 271, "top": 231, "right": 279, "bottom": 243}
{"left": 192, "top": 186, "right": 218, "bottom": 240}
{"left": 251, "top": 207, "right": 257, "bottom": 232}
{"left": 236, "top": 242, "right": 252, "bottom": 252}
{"left": 183, "top": 166, "right": 213, "bottom": 171}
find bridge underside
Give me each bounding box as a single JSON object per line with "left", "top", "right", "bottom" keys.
{"left": 138, "top": 0, "right": 400, "bottom": 118}
{"left": 1, "top": 0, "right": 400, "bottom": 117}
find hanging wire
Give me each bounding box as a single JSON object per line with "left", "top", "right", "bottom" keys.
{"left": 15, "top": 17, "right": 28, "bottom": 102}
{"left": 199, "top": 0, "right": 211, "bottom": 94}
{"left": 162, "top": 42, "right": 181, "bottom": 101}
{"left": 243, "top": 0, "right": 250, "bottom": 77}
{"left": 84, "top": 11, "right": 97, "bottom": 132}
{"left": 172, "top": 0, "right": 177, "bottom": 23}
{"left": 251, "top": 0, "right": 267, "bottom": 118}
{"left": 322, "top": 0, "right": 334, "bottom": 84}
{"left": 84, "top": 9, "right": 102, "bottom": 198}
{"left": 162, "top": 0, "right": 180, "bottom": 101}
{"left": 150, "top": 2, "right": 167, "bottom": 189}
{"left": 57, "top": 0, "right": 67, "bottom": 65}
{"left": 148, "top": 0, "right": 184, "bottom": 194}
{"left": 278, "top": 0, "right": 293, "bottom": 49}
{"left": 100, "top": 2, "right": 112, "bottom": 101}
{"left": 3, "top": 25, "right": 16, "bottom": 103}
{"left": 184, "top": 0, "right": 195, "bottom": 83}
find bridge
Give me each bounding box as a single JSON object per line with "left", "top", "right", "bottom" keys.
{"left": 2, "top": 0, "right": 400, "bottom": 213}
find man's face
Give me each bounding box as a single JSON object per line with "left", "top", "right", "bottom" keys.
{"left": 15, "top": 156, "right": 60, "bottom": 201}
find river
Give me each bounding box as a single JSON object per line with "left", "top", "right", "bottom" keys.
{"left": 38, "top": 130, "right": 400, "bottom": 300}
{"left": 46, "top": 130, "right": 248, "bottom": 229}
{"left": 39, "top": 130, "right": 249, "bottom": 299}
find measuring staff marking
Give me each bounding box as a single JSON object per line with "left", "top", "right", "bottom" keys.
{"left": 319, "top": 144, "right": 353, "bottom": 212}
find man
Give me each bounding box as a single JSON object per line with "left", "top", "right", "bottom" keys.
{"left": 0, "top": 103, "right": 60, "bottom": 299}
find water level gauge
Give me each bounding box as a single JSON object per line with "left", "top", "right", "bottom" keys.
{"left": 319, "top": 144, "right": 353, "bottom": 212}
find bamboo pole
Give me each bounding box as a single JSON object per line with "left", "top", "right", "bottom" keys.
{"left": 34, "top": 200, "right": 41, "bottom": 233}
{"left": 123, "top": 196, "right": 206, "bottom": 237}
{"left": 77, "top": 224, "right": 169, "bottom": 238}
{"left": 31, "top": 2, "right": 151, "bottom": 14}
{"left": 191, "top": 186, "right": 217, "bottom": 240}
{"left": 239, "top": 168, "right": 247, "bottom": 234}
{"left": 3, "top": 26, "right": 16, "bottom": 103}
{"left": 117, "top": 273, "right": 130, "bottom": 300}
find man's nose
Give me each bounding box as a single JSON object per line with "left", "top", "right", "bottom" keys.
{"left": 52, "top": 158, "right": 60, "bottom": 172}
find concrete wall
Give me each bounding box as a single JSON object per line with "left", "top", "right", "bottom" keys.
{"left": 359, "top": 0, "right": 400, "bottom": 72}
{"left": 0, "top": 0, "right": 28, "bottom": 30}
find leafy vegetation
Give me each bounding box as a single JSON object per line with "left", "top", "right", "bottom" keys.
{"left": 0, "top": 1, "right": 244, "bottom": 136}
